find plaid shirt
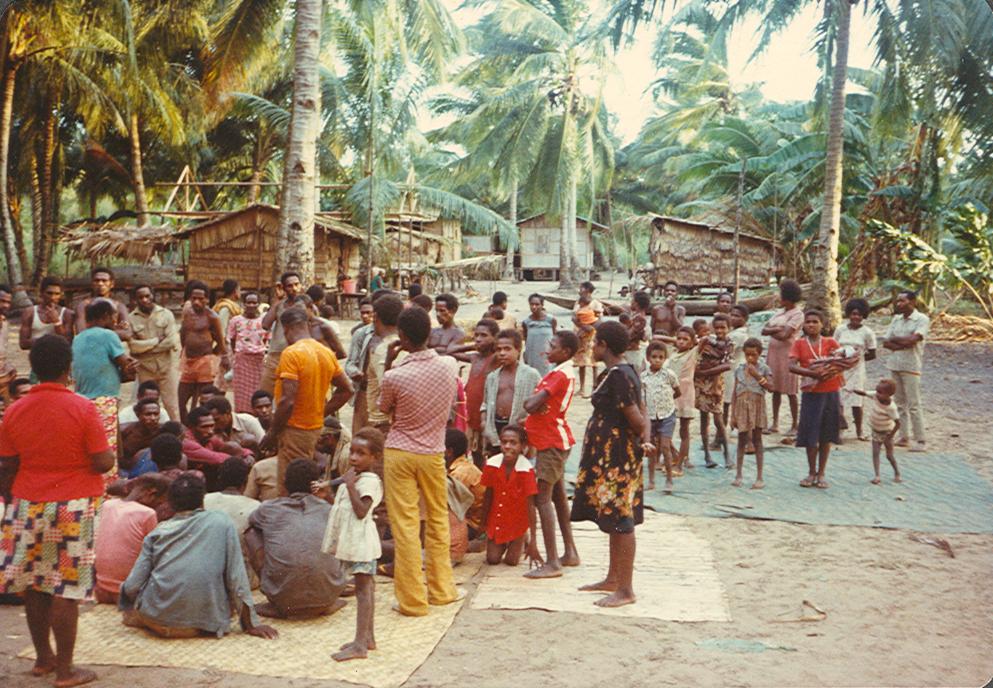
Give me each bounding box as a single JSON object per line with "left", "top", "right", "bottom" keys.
{"left": 379, "top": 349, "right": 458, "bottom": 454}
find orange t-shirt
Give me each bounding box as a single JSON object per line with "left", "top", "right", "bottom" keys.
{"left": 275, "top": 338, "right": 342, "bottom": 430}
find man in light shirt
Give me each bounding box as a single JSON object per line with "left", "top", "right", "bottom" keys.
{"left": 881, "top": 290, "right": 930, "bottom": 452}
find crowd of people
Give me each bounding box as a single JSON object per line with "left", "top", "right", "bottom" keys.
{"left": 0, "top": 268, "right": 930, "bottom": 685}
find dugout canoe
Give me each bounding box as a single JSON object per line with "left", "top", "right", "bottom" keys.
{"left": 539, "top": 288, "right": 787, "bottom": 317}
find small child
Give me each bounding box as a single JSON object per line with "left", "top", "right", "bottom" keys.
{"left": 730, "top": 338, "right": 774, "bottom": 489}
{"left": 642, "top": 341, "right": 681, "bottom": 492}
{"left": 480, "top": 425, "right": 540, "bottom": 566}
{"left": 692, "top": 319, "right": 711, "bottom": 339}
{"left": 694, "top": 314, "right": 733, "bottom": 468}
{"left": 855, "top": 379, "right": 902, "bottom": 484}
{"left": 322, "top": 427, "right": 385, "bottom": 662}
{"left": 664, "top": 326, "right": 698, "bottom": 472}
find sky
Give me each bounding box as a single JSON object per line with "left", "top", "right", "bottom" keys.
{"left": 437, "top": 1, "right": 881, "bottom": 145}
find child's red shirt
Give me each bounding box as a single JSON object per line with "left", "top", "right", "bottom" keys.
{"left": 481, "top": 453, "right": 538, "bottom": 544}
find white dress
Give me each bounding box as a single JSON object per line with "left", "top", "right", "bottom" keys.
{"left": 321, "top": 472, "right": 383, "bottom": 563}
{"left": 833, "top": 324, "right": 877, "bottom": 408}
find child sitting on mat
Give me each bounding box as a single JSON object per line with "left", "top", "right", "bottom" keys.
{"left": 480, "top": 425, "right": 541, "bottom": 567}
{"left": 854, "top": 379, "right": 902, "bottom": 484}
{"left": 730, "top": 338, "right": 774, "bottom": 489}
{"left": 322, "top": 427, "right": 384, "bottom": 662}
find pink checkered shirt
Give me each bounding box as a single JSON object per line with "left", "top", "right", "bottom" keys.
{"left": 378, "top": 349, "right": 459, "bottom": 454}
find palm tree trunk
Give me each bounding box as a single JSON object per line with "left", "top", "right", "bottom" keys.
{"left": 33, "top": 104, "right": 59, "bottom": 283}
{"left": 810, "top": 0, "right": 851, "bottom": 329}
{"left": 558, "top": 208, "right": 570, "bottom": 289}
{"left": 248, "top": 136, "right": 263, "bottom": 204}
{"left": 277, "top": 0, "right": 322, "bottom": 285}
{"left": 567, "top": 175, "right": 578, "bottom": 281}
{"left": 0, "top": 63, "right": 22, "bottom": 285}
{"left": 502, "top": 179, "right": 517, "bottom": 280}
{"left": 129, "top": 112, "right": 151, "bottom": 227}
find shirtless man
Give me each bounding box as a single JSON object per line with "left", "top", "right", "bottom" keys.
{"left": 428, "top": 293, "right": 466, "bottom": 354}
{"left": 73, "top": 266, "right": 132, "bottom": 340}
{"left": 651, "top": 280, "right": 685, "bottom": 342}
{"left": 178, "top": 281, "right": 228, "bottom": 424}
{"left": 449, "top": 319, "right": 501, "bottom": 464}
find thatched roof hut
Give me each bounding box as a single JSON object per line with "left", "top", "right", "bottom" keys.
{"left": 646, "top": 214, "right": 777, "bottom": 290}
{"left": 61, "top": 223, "right": 180, "bottom": 264}
{"left": 176, "top": 204, "right": 363, "bottom": 289}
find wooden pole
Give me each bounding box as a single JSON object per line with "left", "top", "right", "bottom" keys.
{"left": 733, "top": 157, "right": 747, "bottom": 303}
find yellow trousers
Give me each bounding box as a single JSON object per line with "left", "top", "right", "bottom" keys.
{"left": 384, "top": 448, "right": 457, "bottom": 616}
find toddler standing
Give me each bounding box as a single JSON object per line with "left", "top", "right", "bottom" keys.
{"left": 642, "top": 341, "right": 681, "bottom": 492}
{"left": 855, "top": 379, "right": 902, "bottom": 484}
{"left": 322, "top": 427, "right": 385, "bottom": 662}
{"left": 730, "top": 338, "right": 774, "bottom": 489}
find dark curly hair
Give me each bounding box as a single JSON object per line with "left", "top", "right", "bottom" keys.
{"left": 844, "top": 297, "right": 870, "bottom": 318}
{"left": 594, "top": 320, "right": 629, "bottom": 356}
{"left": 779, "top": 279, "right": 803, "bottom": 304}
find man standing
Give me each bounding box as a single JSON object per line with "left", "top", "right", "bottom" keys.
{"left": 259, "top": 271, "right": 305, "bottom": 394}
{"left": 651, "top": 280, "right": 685, "bottom": 340}
{"left": 260, "top": 308, "right": 352, "bottom": 495}
{"left": 128, "top": 285, "right": 181, "bottom": 421}
{"left": 379, "top": 307, "right": 461, "bottom": 616}
{"left": 428, "top": 293, "right": 466, "bottom": 354}
{"left": 73, "top": 266, "right": 132, "bottom": 340}
{"left": 364, "top": 294, "right": 406, "bottom": 436}
{"left": 178, "top": 281, "right": 228, "bottom": 424}
{"left": 0, "top": 334, "right": 116, "bottom": 687}
{"left": 881, "top": 290, "right": 930, "bottom": 452}
{"left": 0, "top": 284, "right": 17, "bottom": 399}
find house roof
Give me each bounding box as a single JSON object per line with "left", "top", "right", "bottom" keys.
{"left": 176, "top": 204, "right": 364, "bottom": 241}
{"left": 516, "top": 213, "right": 609, "bottom": 231}
{"left": 59, "top": 223, "right": 179, "bottom": 263}
{"left": 649, "top": 213, "right": 774, "bottom": 246}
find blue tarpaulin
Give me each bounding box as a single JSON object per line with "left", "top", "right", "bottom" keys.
{"left": 565, "top": 442, "right": 993, "bottom": 534}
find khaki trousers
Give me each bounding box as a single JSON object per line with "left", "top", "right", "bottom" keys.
{"left": 276, "top": 426, "right": 321, "bottom": 496}
{"left": 259, "top": 351, "right": 282, "bottom": 396}
{"left": 384, "top": 448, "right": 457, "bottom": 616}
{"left": 892, "top": 370, "right": 925, "bottom": 443}
{"left": 136, "top": 354, "right": 180, "bottom": 422}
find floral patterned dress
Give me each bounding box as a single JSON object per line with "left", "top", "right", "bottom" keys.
{"left": 570, "top": 364, "right": 644, "bottom": 534}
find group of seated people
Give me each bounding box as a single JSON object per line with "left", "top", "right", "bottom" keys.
{"left": 94, "top": 384, "right": 487, "bottom": 639}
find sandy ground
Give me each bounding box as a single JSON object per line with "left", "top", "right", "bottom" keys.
{"left": 2, "top": 278, "right": 992, "bottom": 688}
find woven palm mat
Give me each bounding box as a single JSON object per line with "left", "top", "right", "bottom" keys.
{"left": 19, "top": 557, "right": 484, "bottom": 688}
{"left": 470, "top": 511, "right": 731, "bottom": 621}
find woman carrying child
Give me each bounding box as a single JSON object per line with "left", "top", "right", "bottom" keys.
{"left": 572, "top": 281, "right": 603, "bottom": 398}
{"left": 730, "top": 338, "right": 774, "bottom": 489}
{"left": 789, "top": 310, "right": 857, "bottom": 489}
{"left": 322, "top": 428, "right": 385, "bottom": 662}
{"left": 480, "top": 425, "right": 541, "bottom": 566}
{"left": 571, "top": 321, "right": 653, "bottom": 608}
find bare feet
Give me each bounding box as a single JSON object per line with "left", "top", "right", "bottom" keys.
{"left": 704, "top": 457, "right": 718, "bottom": 469}
{"left": 255, "top": 601, "right": 284, "bottom": 619}
{"left": 524, "top": 563, "right": 564, "bottom": 579}
{"left": 858, "top": 435, "right": 870, "bottom": 442}
{"left": 751, "top": 480, "right": 764, "bottom": 490}
{"left": 731, "top": 477, "right": 743, "bottom": 487}
{"left": 579, "top": 579, "right": 617, "bottom": 593}
{"left": 799, "top": 475, "right": 815, "bottom": 488}
{"left": 594, "top": 590, "right": 636, "bottom": 608}
{"left": 895, "top": 438, "right": 910, "bottom": 448}
{"left": 54, "top": 668, "right": 97, "bottom": 688}
{"left": 663, "top": 479, "right": 673, "bottom": 494}
{"left": 332, "top": 643, "right": 368, "bottom": 662}
{"left": 30, "top": 660, "right": 55, "bottom": 677}
{"left": 815, "top": 479, "right": 829, "bottom": 489}
{"left": 339, "top": 639, "right": 376, "bottom": 651}
{"left": 559, "top": 551, "right": 581, "bottom": 567}
{"left": 870, "top": 477, "right": 881, "bottom": 485}
{"left": 764, "top": 425, "right": 777, "bottom": 435}
{"left": 647, "top": 481, "right": 655, "bottom": 490}
{"left": 894, "top": 474, "right": 903, "bottom": 483}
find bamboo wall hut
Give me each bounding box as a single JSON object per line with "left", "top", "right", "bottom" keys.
{"left": 177, "top": 204, "right": 363, "bottom": 289}
{"left": 517, "top": 213, "right": 607, "bottom": 280}
{"left": 648, "top": 214, "right": 776, "bottom": 290}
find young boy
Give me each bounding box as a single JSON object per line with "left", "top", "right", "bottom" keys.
{"left": 642, "top": 341, "right": 681, "bottom": 493}
{"left": 428, "top": 293, "right": 466, "bottom": 354}
{"left": 855, "top": 379, "right": 902, "bottom": 484}
{"left": 480, "top": 425, "right": 540, "bottom": 566}
{"left": 665, "top": 326, "right": 698, "bottom": 472}
{"left": 482, "top": 330, "right": 541, "bottom": 454}
{"left": 694, "top": 314, "right": 733, "bottom": 468}
{"left": 445, "top": 428, "right": 485, "bottom": 533}
{"left": 450, "top": 319, "right": 501, "bottom": 464}
{"left": 523, "top": 331, "right": 582, "bottom": 578}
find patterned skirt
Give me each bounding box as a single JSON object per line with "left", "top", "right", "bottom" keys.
{"left": 92, "top": 395, "right": 119, "bottom": 485}
{"left": 694, "top": 372, "right": 725, "bottom": 414}
{"left": 574, "top": 328, "right": 596, "bottom": 367}
{"left": 233, "top": 351, "right": 265, "bottom": 413}
{"left": 0, "top": 496, "right": 102, "bottom": 600}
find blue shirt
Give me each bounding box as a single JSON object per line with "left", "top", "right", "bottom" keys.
{"left": 119, "top": 509, "right": 259, "bottom": 636}
{"left": 71, "top": 327, "right": 126, "bottom": 399}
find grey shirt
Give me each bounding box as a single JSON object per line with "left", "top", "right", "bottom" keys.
{"left": 119, "top": 509, "right": 259, "bottom": 637}
{"left": 248, "top": 493, "right": 346, "bottom": 612}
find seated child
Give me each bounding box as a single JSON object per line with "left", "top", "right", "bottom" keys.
{"left": 480, "top": 425, "right": 540, "bottom": 566}
{"left": 730, "top": 338, "right": 774, "bottom": 489}
{"left": 322, "top": 428, "right": 385, "bottom": 662}
{"left": 855, "top": 379, "right": 902, "bottom": 484}
{"left": 642, "top": 341, "right": 681, "bottom": 492}
{"left": 445, "top": 428, "right": 485, "bottom": 532}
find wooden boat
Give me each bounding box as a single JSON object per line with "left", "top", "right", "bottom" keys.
{"left": 540, "top": 286, "right": 791, "bottom": 317}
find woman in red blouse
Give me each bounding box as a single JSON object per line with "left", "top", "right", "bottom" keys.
{"left": 789, "top": 309, "right": 857, "bottom": 489}
{"left": 480, "top": 425, "right": 540, "bottom": 566}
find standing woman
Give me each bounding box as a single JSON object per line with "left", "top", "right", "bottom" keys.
{"left": 833, "top": 298, "right": 876, "bottom": 441}
{"left": 572, "top": 281, "right": 603, "bottom": 398}
{"left": 761, "top": 279, "right": 804, "bottom": 438}
{"left": 571, "top": 321, "right": 653, "bottom": 608}
{"left": 227, "top": 292, "right": 269, "bottom": 413}
{"left": 521, "top": 293, "right": 557, "bottom": 377}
